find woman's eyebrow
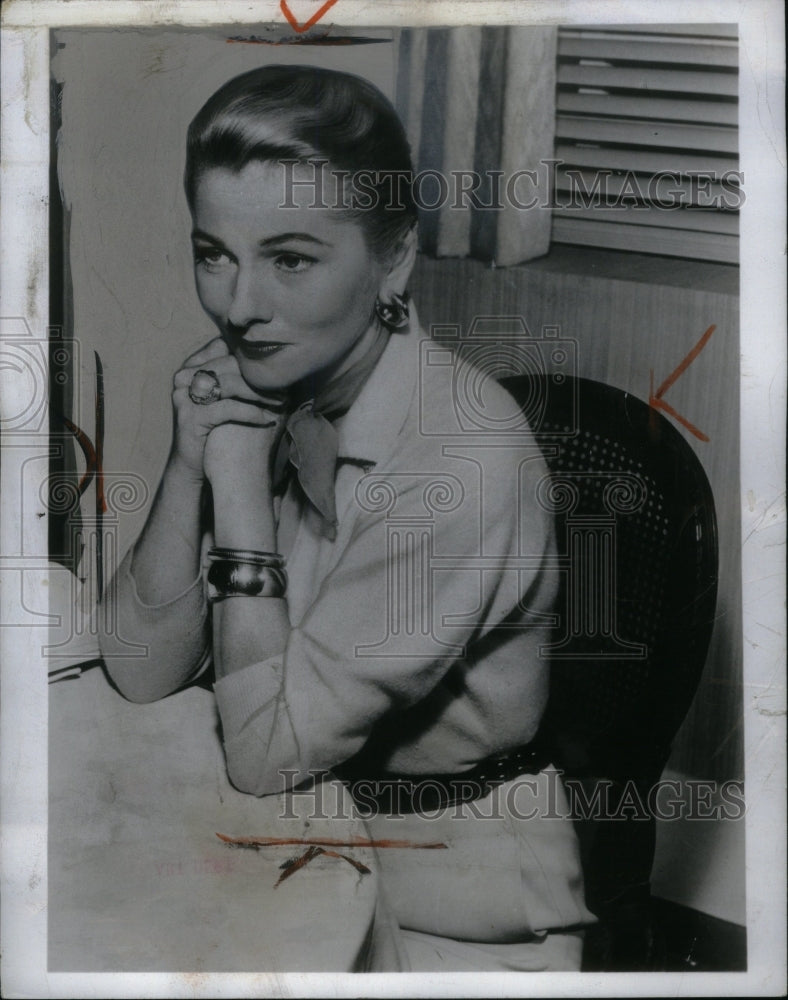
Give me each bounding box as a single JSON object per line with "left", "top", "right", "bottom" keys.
{"left": 191, "top": 229, "right": 223, "bottom": 245}
{"left": 258, "top": 232, "right": 333, "bottom": 249}
{"left": 190, "top": 229, "right": 333, "bottom": 249}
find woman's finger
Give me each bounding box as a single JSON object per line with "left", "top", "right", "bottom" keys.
{"left": 181, "top": 337, "right": 229, "bottom": 368}
{"left": 176, "top": 352, "right": 240, "bottom": 380}
{"left": 173, "top": 364, "right": 269, "bottom": 404}
{"left": 202, "top": 398, "right": 281, "bottom": 428}
{"left": 186, "top": 347, "right": 245, "bottom": 376}
{"left": 173, "top": 388, "right": 279, "bottom": 428}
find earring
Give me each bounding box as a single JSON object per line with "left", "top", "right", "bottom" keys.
{"left": 375, "top": 291, "right": 410, "bottom": 331}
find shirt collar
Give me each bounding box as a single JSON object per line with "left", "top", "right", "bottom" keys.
{"left": 335, "top": 302, "right": 423, "bottom": 468}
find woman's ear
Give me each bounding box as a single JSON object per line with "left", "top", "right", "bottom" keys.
{"left": 379, "top": 225, "right": 418, "bottom": 300}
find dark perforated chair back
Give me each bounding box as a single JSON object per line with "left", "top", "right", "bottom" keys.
{"left": 501, "top": 374, "right": 719, "bottom": 969}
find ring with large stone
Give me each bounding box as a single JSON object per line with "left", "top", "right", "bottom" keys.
{"left": 188, "top": 369, "right": 221, "bottom": 405}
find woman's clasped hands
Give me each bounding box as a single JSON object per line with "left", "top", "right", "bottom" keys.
{"left": 170, "top": 336, "right": 285, "bottom": 488}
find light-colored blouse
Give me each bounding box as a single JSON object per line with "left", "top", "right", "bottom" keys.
{"left": 101, "top": 310, "right": 558, "bottom": 797}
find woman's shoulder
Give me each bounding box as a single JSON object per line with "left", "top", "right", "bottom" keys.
{"left": 400, "top": 338, "right": 543, "bottom": 462}
{"left": 367, "top": 340, "right": 549, "bottom": 530}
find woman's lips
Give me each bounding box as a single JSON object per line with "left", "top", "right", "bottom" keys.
{"left": 237, "top": 340, "right": 288, "bottom": 360}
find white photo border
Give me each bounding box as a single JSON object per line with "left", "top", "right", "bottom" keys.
{"left": 1, "top": 1, "right": 785, "bottom": 996}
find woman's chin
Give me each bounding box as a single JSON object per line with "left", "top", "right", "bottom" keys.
{"left": 236, "top": 359, "right": 292, "bottom": 396}
{"left": 234, "top": 371, "right": 288, "bottom": 402}
{"left": 237, "top": 358, "right": 331, "bottom": 401}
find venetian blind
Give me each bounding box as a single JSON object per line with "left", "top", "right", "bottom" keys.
{"left": 552, "top": 24, "right": 740, "bottom": 264}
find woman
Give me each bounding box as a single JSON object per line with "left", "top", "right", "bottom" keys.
{"left": 100, "top": 64, "right": 592, "bottom": 971}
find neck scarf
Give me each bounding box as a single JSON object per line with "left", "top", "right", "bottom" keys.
{"left": 272, "top": 325, "right": 391, "bottom": 539}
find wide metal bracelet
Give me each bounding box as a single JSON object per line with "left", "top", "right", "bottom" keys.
{"left": 207, "top": 547, "right": 286, "bottom": 568}
{"left": 206, "top": 560, "right": 287, "bottom": 602}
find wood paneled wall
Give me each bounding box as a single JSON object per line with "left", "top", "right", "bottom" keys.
{"left": 410, "top": 249, "right": 742, "bottom": 782}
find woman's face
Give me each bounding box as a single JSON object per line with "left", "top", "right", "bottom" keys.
{"left": 191, "top": 160, "right": 387, "bottom": 394}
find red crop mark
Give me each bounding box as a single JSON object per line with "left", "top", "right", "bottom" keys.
{"left": 275, "top": 846, "right": 371, "bottom": 887}
{"left": 62, "top": 415, "right": 99, "bottom": 500}
{"left": 216, "top": 832, "right": 447, "bottom": 850}
{"left": 275, "top": 844, "right": 322, "bottom": 885}
{"left": 217, "top": 832, "right": 443, "bottom": 889}
{"left": 58, "top": 352, "right": 106, "bottom": 592}
{"left": 280, "top": 0, "right": 340, "bottom": 33}
{"left": 60, "top": 352, "right": 106, "bottom": 513}
{"left": 649, "top": 324, "right": 716, "bottom": 442}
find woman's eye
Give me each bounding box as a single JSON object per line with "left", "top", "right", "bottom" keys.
{"left": 194, "top": 248, "right": 230, "bottom": 271}
{"left": 274, "top": 252, "right": 313, "bottom": 273}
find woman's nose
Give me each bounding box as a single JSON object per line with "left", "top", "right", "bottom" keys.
{"left": 226, "top": 265, "right": 272, "bottom": 329}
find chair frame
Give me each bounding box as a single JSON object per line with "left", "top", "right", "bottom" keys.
{"left": 501, "top": 373, "right": 719, "bottom": 970}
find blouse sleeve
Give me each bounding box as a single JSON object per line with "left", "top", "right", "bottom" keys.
{"left": 98, "top": 546, "right": 211, "bottom": 702}
{"left": 213, "top": 444, "right": 555, "bottom": 796}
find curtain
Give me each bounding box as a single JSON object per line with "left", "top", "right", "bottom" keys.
{"left": 396, "top": 26, "right": 558, "bottom": 267}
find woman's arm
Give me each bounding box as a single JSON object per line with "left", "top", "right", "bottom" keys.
{"left": 130, "top": 453, "right": 205, "bottom": 604}
{"left": 99, "top": 337, "right": 276, "bottom": 701}
{"left": 210, "top": 441, "right": 556, "bottom": 797}
{"left": 204, "top": 421, "right": 290, "bottom": 678}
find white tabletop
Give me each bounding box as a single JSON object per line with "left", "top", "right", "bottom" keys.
{"left": 48, "top": 667, "right": 399, "bottom": 972}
